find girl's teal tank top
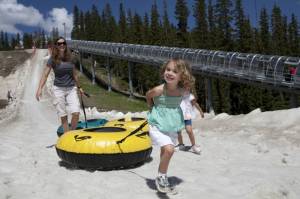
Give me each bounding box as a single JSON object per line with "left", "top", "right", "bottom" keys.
{"left": 147, "top": 85, "right": 184, "bottom": 133}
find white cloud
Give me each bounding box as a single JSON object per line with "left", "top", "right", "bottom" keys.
{"left": 0, "top": 0, "right": 43, "bottom": 33}
{"left": 0, "top": 0, "right": 73, "bottom": 38}
{"left": 42, "top": 8, "right": 73, "bottom": 39}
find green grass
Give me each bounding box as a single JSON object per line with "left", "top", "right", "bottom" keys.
{"left": 78, "top": 72, "right": 148, "bottom": 113}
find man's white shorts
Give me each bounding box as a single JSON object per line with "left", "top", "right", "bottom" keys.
{"left": 52, "top": 85, "right": 80, "bottom": 117}
{"left": 149, "top": 125, "right": 178, "bottom": 147}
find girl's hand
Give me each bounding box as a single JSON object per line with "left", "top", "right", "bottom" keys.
{"left": 35, "top": 88, "right": 42, "bottom": 101}
{"left": 200, "top": 112, "right": 204, "bottom": 118}
{"left": 79, "top": 87, "right": 84, "bottom": 95}
{"left": 78, "top": 88, "right": 91, "bottom": 98}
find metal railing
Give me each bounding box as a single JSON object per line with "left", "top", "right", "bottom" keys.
{"left": 68, "top": 40, "right": 300, "bottom": 93}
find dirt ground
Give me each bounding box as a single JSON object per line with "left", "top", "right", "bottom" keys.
{"left": 0, "top": 50, "right": 32, "bottom": 109}
{"left": 0, "top": 99, "right": 8, "bottom": 109}
{"left": 0, "top": 50, "right": 31, "bottom": 77}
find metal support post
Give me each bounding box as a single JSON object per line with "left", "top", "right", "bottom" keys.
{"left": 63, "top": 22, "right": 66, "bottom": 38}
{"left": 79, "top": 53, "right": 83, "bottom": 73}
{"left": 106, "top": 57, "right": 112, "bottom": 92}
{"left": 206, "top": 77, "right": 214, "bottom": 113}
{"left": 128, "top": 61, "right": 134, "bottom": 98}
{"left": 91, "top": 56, "right": 96, "bottom": 85}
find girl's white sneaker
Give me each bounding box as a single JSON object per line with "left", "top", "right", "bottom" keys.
{"left": 190, "top": 145, "right": 201, "bottom": 154}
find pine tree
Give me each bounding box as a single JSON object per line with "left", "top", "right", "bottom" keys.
{"left": 150, "top": 0, "right": 161, "bottom": 45}
{"left": 71, "top": 5, "right": 80, "bottom": 39}
{"left": 118, "top": 2, "right": 127, "bottom": 42}
{"left": 242, "top": 17, "right": 254, "bottom": 52}
{"left": 84, "top": 11, "right": 92, "bottom": 40}
{"left": 282, "top": 16, "right": 289, "bottom": 55}
{"left": 233, "top": 0, "right": 245, "bottom": 51}
{"left": 3, "top": 32, "right": 9, "bottom": 50}
{"left": 175, "top": 0, "right": 189, "bottom": 47}
{"left": 51, "top": 27, "right": 59, "bottom": 41}
{"left": 79, "top": 11, "right": 85, "bottom": 39}
{"left": 271, "top": 4, "right": 285, "bottom": 55}
{"left": 207, "top": 0, "right": 217, "bottom": 49}
{"left": 41, "top": 30, "right": 46, "bottom": 48}
{"left": 11, "top": 37, "right": 17, "bottom": 50}
{"left": 190, "top": 0, "right": 208, "bottom": 111}
{"left": 132, "top": 13, "right": 143, "bottom": 44}
{"left": 103, "top": 3, "right": 117, "bottom": 42}
{"left": 215, "top": 0, "right": 233, "bottom": 51}
{"left": 192, "top": 0, "right": 209, "bottom": 49}
{"left": 16, "top": 33, "right": 21, "bottom": 47}
{"left": 133, "top": 12, "right": 157, "bottom": 92}
{"left": 212, "top": 79, "right": 231, "bottom": 113}
{"left": 89, "top": 5, "right": 101, "bottom": 41}
{"left": 288, "top": 14, "right": 300, "bottom": 56}
{"left": 126, "top": 9, "right": 134, "bottom": 43}
{"left": 211, "top": 0, "right": 233, "bottom": 113}
{"left": 259, "top": 8, "right": 270, "bottom": 54}
{"left": 23, "top": 33, "right": 33, "bottom": 49}
{"left": 252, "top": 28, "right": 261, "bottom": 53}
{"left": 230, "top": 1, "right": 254, "bottom": 113}
{"left": 0, "top": 31, "right": 3, "bottom": 50}
{"left": 142, "top": 13, "right": 151, "bottom": 44}
{"left": 161, "top": 0, "right": 175, "bottom": 46}
{"left": 132, "top": 14, "right": 150, "bottom": 91}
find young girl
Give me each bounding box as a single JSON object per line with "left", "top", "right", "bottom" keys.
{"left": 176, "top": 85, "right": 204, "bottom": 154}
{"left": 146, "top": 58, "right": 194, "bottom": 193}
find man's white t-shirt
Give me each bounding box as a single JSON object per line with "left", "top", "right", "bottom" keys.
{"left": 180, "top": 93, "right": 196, "bottom": 120}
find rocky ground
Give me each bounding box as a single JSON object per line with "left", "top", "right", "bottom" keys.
{"left": 0, "top": 50, "right": 32, "bottom": 109}
{"left": 0, "top": 50, "right": 31, "bottom": 77}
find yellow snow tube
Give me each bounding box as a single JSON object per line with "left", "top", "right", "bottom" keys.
{"left": 55, "top": 118, "right": 152, "bottom": 169}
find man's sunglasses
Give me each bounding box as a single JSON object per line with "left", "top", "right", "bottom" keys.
{"left": 56, "top": 41, "right": 66, "bottom": 46}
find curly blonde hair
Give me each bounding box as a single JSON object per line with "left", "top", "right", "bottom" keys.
{"left": 160, "top": 58, "right": 196, "bottom": 91}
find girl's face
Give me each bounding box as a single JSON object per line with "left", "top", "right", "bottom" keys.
{"left": 56, "top": 39, "right": 66, "bottom": 52}
{"left": 163, "top": 61, "right": 182, "bottom": 86}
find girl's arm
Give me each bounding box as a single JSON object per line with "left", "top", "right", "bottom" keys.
{"left": 191, "top": 99, "right": 204, "bottom": 118}
{"left": 146, "top": 88, "right": 156, "bottom": 109}
{"left": 146, "top": 84, "right": 163, "bottom": 109}
{"left": 35, "top": 66, "right": 51, "bottom": 101}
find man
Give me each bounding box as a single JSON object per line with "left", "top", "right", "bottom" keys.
{"left": 7, "top": 90, "right": 13, "bottom": 102}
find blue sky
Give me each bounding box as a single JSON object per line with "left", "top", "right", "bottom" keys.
{"left": 1, "top": 0, "right": 300, "bottom": 38}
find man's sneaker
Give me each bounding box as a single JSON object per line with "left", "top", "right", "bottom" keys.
{"left": 174, "top": 144, "right": 185, "bottom": 151}
{"left": 190, "top": 145, "right": 201, "bottom": 154}
{"left": 155, "top": 175, "right": 171, "bottom": 193}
